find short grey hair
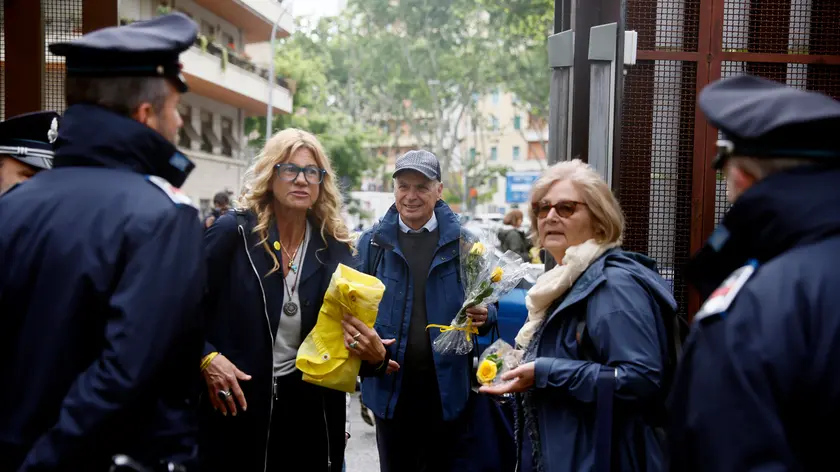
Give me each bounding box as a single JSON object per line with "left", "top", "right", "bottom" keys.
{"left": 528, "top": 159, "right": 625, "bottom": 245}
{"left": 65, "top": 76, "right": 170, "bottom": 118}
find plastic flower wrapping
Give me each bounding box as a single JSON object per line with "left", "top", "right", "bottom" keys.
{"left": 427, "top": 234, "right": 530, "bottom": 355}
{"left": 476, "top": 338, "right": 523, "bottom": 388}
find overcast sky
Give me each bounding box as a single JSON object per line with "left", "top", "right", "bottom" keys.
{"left": 291, "top": 0, "right": 347, "bottom": 21}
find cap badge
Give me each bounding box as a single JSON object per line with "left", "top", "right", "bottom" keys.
{"left": 47, "top": 117, "right": 59, "bottom": 144}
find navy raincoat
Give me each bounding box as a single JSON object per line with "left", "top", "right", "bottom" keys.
{"left": 0, "top": 104, "right": 206, "bottom": 471}
{"left": 521, "top": 249, "right": 676, "bottom": 472}
{"left": 199, "top": 211, "right": 356, "bottom": 472}
{"left": 668, "top": 166, "right": 840, "bottom": 472}
{"left": 356, "top": 201, "right": 497, "bottom": 422}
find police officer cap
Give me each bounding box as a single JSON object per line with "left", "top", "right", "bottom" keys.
{"left": 48, "top": 13, "right": 198, "bottom": 93}
{"left": 0, "top": 111, "right": 60, "bottom": 170}
{"left": 699, "top": 75, "right": 840, "bottom": 169}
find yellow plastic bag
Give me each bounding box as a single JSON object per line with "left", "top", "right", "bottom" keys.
{"left": 295, "top": 263, "right": 385, "bottom": 392}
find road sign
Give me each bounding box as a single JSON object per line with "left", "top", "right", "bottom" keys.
{"left": 505, "top": 172, "right": 541, "bottom": 203}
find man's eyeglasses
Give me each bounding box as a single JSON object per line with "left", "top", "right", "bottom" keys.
{"left": 532, "top": 200, "right": 587, "bottom": 219}
{"left": 275, "top": 163, "right": 326, "bottom": 185}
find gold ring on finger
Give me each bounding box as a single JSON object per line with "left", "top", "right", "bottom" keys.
{"left": 353, "top": 333, "right": 362, "bottom": 339}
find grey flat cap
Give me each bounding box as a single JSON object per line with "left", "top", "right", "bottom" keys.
{"left": 393, "top": 149, "right": 441, "bottom": 181}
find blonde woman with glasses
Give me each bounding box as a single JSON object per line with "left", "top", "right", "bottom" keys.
{"left": 198, "top": 129, "right": 393, "bottom": 472}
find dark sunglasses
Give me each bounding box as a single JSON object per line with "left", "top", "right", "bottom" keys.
{"left": 532, "top": 200, "right": 587, "bottom": 219}
{"left": 275, "top": 163, "right": 326, "bottom": 185}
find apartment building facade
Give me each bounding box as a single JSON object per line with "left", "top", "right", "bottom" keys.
{"left": 460, "top": 90, "right": 547, "bottom": 216}
{"left": 120, "top": 0, "right": 294, "bottom": 214}
{"left": 1, "top": 0, "right": 293, "bottom": 217}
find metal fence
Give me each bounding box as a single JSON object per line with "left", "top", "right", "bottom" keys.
{"left": 617, "top": 0, "right": 840, "bottom": 316}
{"left": 43, "top": 0, "right": 84, "bottom": 112}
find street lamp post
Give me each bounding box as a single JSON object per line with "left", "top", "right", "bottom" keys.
{"left": 266, "top": 3, "right": 291, "bottom": 142}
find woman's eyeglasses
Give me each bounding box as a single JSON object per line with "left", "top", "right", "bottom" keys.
{"left": 532, "top": 200, "right": 587, "bottom": 219}
{"left": 275, "top": 163, "right": 326, "bottom": 185}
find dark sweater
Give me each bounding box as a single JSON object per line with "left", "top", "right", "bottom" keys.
{"left": 397, "top": 227, "right": 440, "bottom": 374}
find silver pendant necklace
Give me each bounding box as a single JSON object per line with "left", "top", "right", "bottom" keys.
{"left": 282, "top": 227, "right": 306, "bottom": 316}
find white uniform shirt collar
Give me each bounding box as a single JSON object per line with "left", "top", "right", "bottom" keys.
{"left": 399, "top": 212, "right": 438, "bottom": 233}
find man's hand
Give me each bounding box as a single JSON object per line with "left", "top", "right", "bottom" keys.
{"left": 479, "top": 362, "right": 536, "bottom": 395}
{"left": 202, "top": 354, "right": 252, "bottom": 416}
{"left": 466, "top": 305, "right": 489, "bottom": 328}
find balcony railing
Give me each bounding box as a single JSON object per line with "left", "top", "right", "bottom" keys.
{"left": 194, "top": 36, "right": 290, "bottom": 90}
{"left": 118, "top": 18, "right": 291, "bottom": 92}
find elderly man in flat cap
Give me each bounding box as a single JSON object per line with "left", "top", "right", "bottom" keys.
{"left": 0, "top": 13, "right": 205, "bottom": 472}
{"left": 355, "top": 150, "right": 498, "bottom": 472}
{"left": 668, "top": 75, "right": 840, "bottom": 472}
{"left": 0, "top": 111, "right": 59, "bottom": 196}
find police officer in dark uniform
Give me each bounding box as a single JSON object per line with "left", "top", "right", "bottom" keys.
{"left": 668, "top": 75, "right": 840, "bottom": 471}
{"left": 0, "top": 111, "right": 60, "bottom": 195}
{"left": 0, "top": 13, "right": 205, "bottom": 472}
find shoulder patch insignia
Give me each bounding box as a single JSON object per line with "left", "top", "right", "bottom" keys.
{"left": 145, "top": 175, "right": 198, "bottom": 210}
{"left": 694, "top": 260, "right": 759, "bottom": 323}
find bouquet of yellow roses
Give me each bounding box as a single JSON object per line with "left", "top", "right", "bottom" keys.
{"left": 428, "top": 235, "right": 529, "bottom": 356}
{"left": 476, "top": 338, "right": 523, "bottom": 389}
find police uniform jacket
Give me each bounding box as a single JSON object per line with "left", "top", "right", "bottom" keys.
{"left": 0, "top": 103, "right": 206, "bottom": 471}
{"left": 668, "top": 165, "right": 840, "bottom": 471}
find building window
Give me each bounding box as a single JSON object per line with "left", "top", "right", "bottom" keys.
{"left": 469, "top": 147, "right": 476, "bottom": 161}
{"left": 200, "top": 110, "right": 221, "bottom": 154}
{"left": 178, "top": 105, "right": 201, "bottom": 151}
{"left": 490, "top": 115, "right": 499, "bottom": 131}
{"left": 178, "top": 105, "right": 192, "bottom": 149}
{"left": 513, "top": 146, "right": 521, "bottom": 161}
{"left": 221, "top": 117, "right": 237, "bottom": 157}
{"left": 514, "top": 115, "right": 521, "bottom": 130}
{"left": 492, "top": 89, "right": 500, "bottom": 104}
{"left": 490, "top": 147, "right": 497, "bottom": 161}
{"left": 201, "top": 20, "right": 215, "bottom": 39}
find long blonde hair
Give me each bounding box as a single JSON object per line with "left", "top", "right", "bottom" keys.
{"left": 239, "top": 128, "right": 354, "bottom": 275}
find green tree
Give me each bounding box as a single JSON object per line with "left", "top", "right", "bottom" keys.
{"left": 245, "top": 23, "right": 382, "bottom": 193}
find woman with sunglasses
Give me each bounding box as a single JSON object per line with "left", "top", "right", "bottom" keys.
{"left": 198, "top": 129, "right": 392, "bottom": 472}
{"left": 481, "top": 159, "right": 677, "bottom": 472}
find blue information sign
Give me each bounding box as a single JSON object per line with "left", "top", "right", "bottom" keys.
{"left": 505, "top": 172, "right": 541, "bottom": 203}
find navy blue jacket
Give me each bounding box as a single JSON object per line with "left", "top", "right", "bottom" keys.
{"left": 0, "top": 104, "right": 206, "bottom": 471}
{"left": 669, "top": 166, "right": 840, "bottom": 472}
{"left": 523, "top": 249, "right": 676, "bottom": 472}
{"left": 357, "top": 201, "right": 497, "bottom": 422}
{"left": 199, "top": 211, "right": 355, "bottom": 472}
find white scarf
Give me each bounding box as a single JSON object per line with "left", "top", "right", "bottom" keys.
{"left": 515, "top": 239, "right": 619, "bottom": 349}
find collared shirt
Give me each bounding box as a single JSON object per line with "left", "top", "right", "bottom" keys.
{"left": 399, "top": 212, "right": 438, "bottom": 233}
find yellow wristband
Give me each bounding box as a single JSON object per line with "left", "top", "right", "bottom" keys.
{"left": 200, "top": 352, "right": 219, "bottom": 371}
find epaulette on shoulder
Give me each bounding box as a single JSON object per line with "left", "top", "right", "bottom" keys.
{"left": 145, "top": 175, "right": 198, "bottom": 210}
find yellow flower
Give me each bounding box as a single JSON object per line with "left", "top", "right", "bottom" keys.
{"left": 477, "top": 359, "right": 498, "bottom": 384}
{"left": 491, "top": 266, "right": 503, "bottom": 283}
{"left": 469, "top": 242, "right": 486, "bottom": 256}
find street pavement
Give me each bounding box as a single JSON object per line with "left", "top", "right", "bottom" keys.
{"left": 345, "top": 393, "right": 380, "bottom": 472}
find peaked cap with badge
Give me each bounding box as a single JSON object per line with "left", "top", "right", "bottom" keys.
{"left": 49, "top": 12, "right": 197, "bottom": 93}
{"left": 0, "top": 111, "right": 61, "bottom": 170}
{"left": 699, "top": 75, "right": 840, "bottom": 169}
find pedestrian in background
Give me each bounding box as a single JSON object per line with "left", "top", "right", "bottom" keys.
{"left": 668, "top": 75, "right": 840, "bottom": 472}
{"left": 199, "top": 128, "right": 394, "bottom": 472}
{"left": 204, "top": 190, "right": 232, "bottom": 228}
{"left": 498, "top": 209, "right": 532, "bottom": 262}
{"left": 0, "top": 14, "right": 206, "bottom": 471}
{"left": 356, "top": 150, "right": 497, "bottom": 472}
